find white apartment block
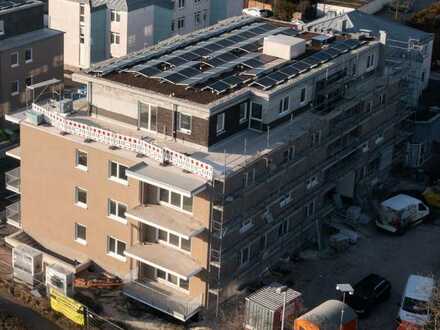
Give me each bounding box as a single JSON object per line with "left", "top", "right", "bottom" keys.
{"left": 49, "top": 0, "right": 243, "bottom": 70}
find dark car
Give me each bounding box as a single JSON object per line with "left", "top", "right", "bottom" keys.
{"left": 345, "top": 274, "right": 391, "bottom": 318}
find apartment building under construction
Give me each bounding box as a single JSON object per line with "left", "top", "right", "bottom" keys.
{"left": 4, "top": 15, "right": 425, "bottom": 321}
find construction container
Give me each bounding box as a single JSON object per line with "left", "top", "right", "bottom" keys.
{"left": 294, "top": 299, "right": 358, "bottom": 330}
{"left": 46, "top": 263, "right": 75, "bottom": 297}
{"left": 12, "top": 244, "right": 43, "bottom": 288}
{"left": 244, "top": 283, "right": 303, "bottom": 330}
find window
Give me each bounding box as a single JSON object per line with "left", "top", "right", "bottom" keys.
{"left": 240, "top": 246, "right": 250, "bottom": 265}
{"left": 311, "top": 131, "right": 321, "bottom": 146}
{"left": 75, "top": 150, "right": 87, "bottom": 170}
{"left": 177, "top": 113, "right": 192, "bottom": 134}
{"left": 203, "top": 9, "right": 208, "bottom": 22}
{"left": 138, "top": 102, "right": 157, "bottom": 132}
{"left": 367, "top": 53, "right": 375, "bottom": 69}
{"left": 10, "top": 52, "right": 18, "bottom": 67}
{"left": 171, "top": 20, "right": 175, "bottom": 32}
{"left": 108, "top": 199, "right": 127, "bottom": 222}
{"left": 194, "top": 11, "right": 201, "bottom": 25}
{"left": 80, "top": 4, "right": 85, "bottom": 15}
{"left": 0, "top": 20, "right": 4, "bottom": 35}
{"left": 158, "top": 188, "right": 193, "bottom": 213}
{"left": 300, "top": 87, "right": 306, "bottom": 103}
{"left": 110, "top": 10, "right": 120, "bottom": 22}
{"left": 75, "top": 187, "right": 87, "bottom": 208}
{"left": 75, "top": 223, "right": 87, "bottom": 245}
{"left": 216, "top": 113, "right": 225, "bottom": 134}
{"left": 379, "top": 94, "right": 386, "bottom": 105}
{"left": 366, "top": 101, "right": 373, "bottom": 113}
{"left": 10, "top": 80, "right": 19, "bottom": 96}
{"left": 278, "top": 220, "right": 288, "bottom": 237}
{"left": 306, "top": 176, "right": 319, "bottom": 189}
{"left": 79, "top": 25, "right": 85, "bottom": 44}
{"left": 239, "top": 103, "right": 248, "bottom": 123}
{"left": 177, "top": 17, "right": 185, "bottom": 30}
{"left": 155, "top": 268, "right": 189, "bottom": 291}
{"left": 178, "top": 0, "right": 185, "bottom": 8}
{"left": 107, "top": 236, "right": 126, "bottom": 260}
{"left": 156, "top": 228, "right": 192, "bottom": 252}
{"left": 279, "top": 96, "right": 289, "bottom": 113}
{"left": 111, "top": 32, "right": 120, "bottom": 45}
{"left": 24, "top": 48, "right": 32, "bottom": 63}
{"left": 109, "top": 161, "right": 128, "bottom": 183}
{"left": 305, "top": 200, "right": 315, "bottom": 217}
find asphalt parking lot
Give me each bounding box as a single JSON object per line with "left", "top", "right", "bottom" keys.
{"left": 290, "top": 219, "right": 440, "bottom": 330}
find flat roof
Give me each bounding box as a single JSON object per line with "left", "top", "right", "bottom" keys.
{"left": 0, "top": 28, "right": 63, "bottom": 52}
{"left": 83, "top": 16, "right": 369, "bottom": 105}
{"left": 0, "top": 0, "right": 42, "bottom": 14}
{"left": 124, "top": 242, "right": 202, "bottom": 280}
{"left": 126, "top": 204, "right": 205, "bottom": 239}
{"left": 318, "top": 0, "right": 371, "bottom": 8}
{"left": 381, "top": 194, "right": 422, "bottom": 211}
{"left": 246, "top": 283, "right": 302, "bottom": 311}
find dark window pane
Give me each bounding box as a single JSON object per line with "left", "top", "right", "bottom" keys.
{"left": 117, "top": 241, "right": 126, "bottom": 256}
{"left": 118, "top": 203, "right": 127, "bottom": 218}
{"left": 179, "top": 278, "right": 189, "bottom": 290}
{"left": 157, "top": 269, "right": 166, "bottom": 279}
{"left": 171, "top": 192, "right": 181, "bottom": 207}
{"left": 181, "top": 238, "right": 191, "bottom": 252}
{"left": 182, "top": 196, "right": 193, "bottom": 212}
{"left": 169, "top": 233, "right": 179, "bottom": 247}
{"left": 110, "top": 162, "right": 118, "bottom": 177}
{"left": 109, "top": 200, "right": 116, "bottom": 216}
{"left": 108, "top": 237, "right": 115, "bottom": 253}
{"left": 158, "top": 229, "right": 168, "bottom": 241}
{"left": 119, "top": 165, "right": 127, "bottom": 180}
{"left": 159, "top": 188, "right": 169, "bottom": 202}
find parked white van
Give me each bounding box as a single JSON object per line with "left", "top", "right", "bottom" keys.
{"left": 376, "top": 194, "right": 430, "bottom": 234}
{"left": 397, "top": 275, "right": 434, "bottom": 328}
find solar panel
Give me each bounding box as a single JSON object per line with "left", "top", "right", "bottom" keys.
{"left": 162, "top": 73, "right": 187, "bottom": 84}
{"left": 138, "top": 67, "right": 162, "bottom": 77}
{"left": 218, "top": 53, "right": 239, "bottom": 62}
{"left": 266, "top": 71, "right": 288, "bottom": 84}
{"left": 342, "top": 39, "right": 361, "bottom": 49}
{"left": 291, "top": 61, "right": 310, "bottom": 73}
{"left": 280, "top": 29, "right": 299, "bottom": 37}
{"left": 217, "top": 39, "right": 235, "bottom": 47}
{"left": 240, "top": 31, "right": 257, "bottom": 39}
{"left": 165, "top": 57, "right": 188, "bottom": 67}
{"left": 252, "top": 77, "right": 277, "bottom": 90}
{"left": 279, "top": 65, "right": 300, "bottom": 78}
{"left": 258, "top": 23, "right": 277, "bottom": 32}
{"left": 239, "top": 43, "right": 260, "bottom": 53}
{"left": 330, "top": 43, "right": 350, "bottom": 53}
{"left": 301, "top": 57, "right": 321, "bottom": 68}
{"left": 206, "top": 81, "right": 229, "bottom": 94}
{"left": 323, "top": 48, "right": 341, "bottom": 58}
{"left": 205, "top": 57, "right": 226, "bottom": 67}
{"left": 180, "top": 52, "right": 200, "bottom": 61}
{"left": 309, "top": 52, "right": 332, "bottom": 64}
{"left": 204, "top": 43, "right": 223, "bottom": 52}
{"left": 222, "top": 75, "right": 244, "bottom": 88}
{"left": 192, "top": 47, "right": 211, "bottom": 57}
{"left": 227, "top": 35, "right": 246, "bottom": 43}
{"left": 243, "top": 58, "right": 264, "bottom": 69}
{"left": 179, "top": 67, "right": 202, "bottom": 77}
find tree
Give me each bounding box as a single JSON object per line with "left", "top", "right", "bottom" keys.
{"left": 273, "top": 0, "right": 317, "bottom": 22}
{"left": 407, "top": 3, "right": 440, "bottom": 66}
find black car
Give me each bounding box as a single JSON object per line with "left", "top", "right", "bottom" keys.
{"left": 345, "top": 274, "right": 391, "bottom": 318}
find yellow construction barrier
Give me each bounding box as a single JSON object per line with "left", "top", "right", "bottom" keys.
{"left": 49, "top": 288, "right": 85, "bottom": 326}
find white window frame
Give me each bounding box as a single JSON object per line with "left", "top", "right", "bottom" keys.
{"left": 10, "top": 80, "right": 19, "bottom": 96}
{"left": 366, "top": 53, "right": 375, "bottom": 70}
{"left": 279, "top": 96, "right": 289, "bottom": 114}
{"left": 300, "top": 87, "right": 306, "bottom": 104}
{"left": 110, "top": 10, "right": 120, "bottom": 22}
{"left": 216, "top": 112, "right": 225, "bottom": 135}
{"left": 108, "top": 199, "right": 128, "bottom": 224}
{"left": 155, "top": 268, "right": 189, "bottom": 292}
{"left": 177, "top": 17, "right": 185, "bottom": 30}
{"left": 24, "top": 48, "right": 32, "bottom": 63}
{"left": 75, "top": 149, "right": 88, "bottom": 171}
{"left": 155, "top": 228, "right": 191, "bottom": 253}
{"left": 239, "top": 102, "right": 248, "bottom": 123}
{"left": 107, "top": 236, "right": 126, "bottom": 261}
{"left": 75, "top": 186, "right": 88, "bottom": 208}
{"left": 177, "top": 0, "right": 185, "bottom": 9}
{"left": 74, "top": 223, "right": 87, "bottom": 245}
{"left": 109, "top": 161, "right": 128, "bottom": 184}
{"left": 110, "top": 32, "right": 120, "bottom": 45}
{"left": 194, "top": 11, "right": 201, "bottom": 25}
{"left": 177, "top": 112, "right": 192, "bottom": 134}
{"left": 0, "top": 20, "right": 4, "bottom": 35}
{"left": 10, "top": 52, "right": 18, "bottom": 67}
{"left": 158, "top": 187, "right": 193, "bottom": 214}
{"left": 305, "top": 199, "right": 316, "bottom": 218}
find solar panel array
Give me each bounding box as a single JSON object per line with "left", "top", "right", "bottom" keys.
{"left": 0, "top": 0, "right": 34, "bottom": 11}
{"left": 251, "top": 39, "right": 366, "bottom": 91}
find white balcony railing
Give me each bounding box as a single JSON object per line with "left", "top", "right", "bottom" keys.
{"left": 5, "top": 167, "right": 20, "bottom": 194}
{"left": 31, "top": 104, "right": 213, "bottom": 180}
{"left": 123, "top": 281, "right": 202, "bottom": 322}
{"left": 6, "top": 201, "right": 21, "bottom": 228}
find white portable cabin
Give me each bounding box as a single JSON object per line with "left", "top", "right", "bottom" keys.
{"left": 13, "top": 244, "right": 43, "bottom": 287}
{"left": 46, "top": 263, "right": 75, "bottom": 297}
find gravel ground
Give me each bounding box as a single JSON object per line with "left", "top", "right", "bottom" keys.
{"left": 291, "top": 220, "right": 440, "bottom": 330}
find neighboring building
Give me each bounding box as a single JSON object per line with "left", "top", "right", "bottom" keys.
{"left": 244, "top": 0, "right": 274, "bottom": 10}
{"left": 305, "top": 10, "right": 433, "bottom": 106}
{"left": 49, "top": 0, "right": 243, "bottom": 70}
{"left": 5, "top": 15, "right": 419, "bottom": 321}
{"left": 317, "top": 0, "right": 392, "bottom": 15}
{"left": 0, "top": 0, "right": 63, "bottom": 117}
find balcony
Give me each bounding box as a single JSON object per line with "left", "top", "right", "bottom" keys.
{"left": 123, "top": 280, "right": 202, "bottom": 321}
{"left": 6, "top": 201, "right": 21, "bottom": 228}
{"left": 6, "top": 167, "right": 20, "bottom": 194}
{"left": 5, "top": 146, "right": 21, "bottom": 161}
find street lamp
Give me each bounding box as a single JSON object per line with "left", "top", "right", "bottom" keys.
{"left": 276, "top": 285, "right": 288, "bottom": 330}
{"left": 336, "top": 283, "right": 354, "bottom": 330}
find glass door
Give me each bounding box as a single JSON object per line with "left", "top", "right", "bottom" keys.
{"left": 139, "top": 102, "right": 157, "bottom": 132}
{"left": 249, "top": 102, "right": 263, "bottom": 131}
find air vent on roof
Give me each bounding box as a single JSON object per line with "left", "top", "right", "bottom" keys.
{"left": 263, "top": 35, "right": 306, "bottom": 60}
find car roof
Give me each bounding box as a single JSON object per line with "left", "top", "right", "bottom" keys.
{"left": 355, "top": 274, "right": 387, "bottom": 294}
{"left": 381, "top": 194, "right": 422, "bottom": 211}
{"left": 404, "top": 275, "right": 434, "bottom": 301}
